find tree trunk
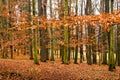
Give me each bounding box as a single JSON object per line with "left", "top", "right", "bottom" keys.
{"left": 38, "top": 0, "right": 48, "bottom": 62}
{"left": 63, "top": 0, "right": 69, "bottom": 64}
{"left": 28, "top": 0, "right": 33, "bottom": 60}
{"left": 32, "top": 0, "right": 39, "bottom": 64}
{"left": 102, "top": 0, "right": 108, "bottom": 65}
{"left": 108, "top": 0, "right": 116, "bottom": 71}
{"left": 50, "top": 0, "right": 54, "bottom": 61}
{"left": 74, "top": 0, "right": 78, "bottom": 64}
{"left": 0, "top": 0, "right": 5, "bottom": 58}
{"left": 80, "top": 0, "right": 84, "bottom": 63}
{"left": 85, "top": 0, "right": 92, "bottom": 65}
{"left": 117, "top": 25, "right": 120, "bottom": 66}
{"left": 8, "top": 0, "right": 13, "bottom": 59}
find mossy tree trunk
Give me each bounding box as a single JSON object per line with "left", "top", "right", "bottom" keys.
{"left": 0, "top": 0, "right": 5, "bottom": 58}
{"left": 50, "top": 0, "right": 54, "bottom": 61}
{"left": 108, "top": 0, "right": 116, "bottom": 71}
{"left": 32, "top": 0, "right": 38, "bottom": 64}
{"left": 59, "top": 0, "right": 64, "bottom": 62}
{"left": 62, "top": 0, "right": 69, "bottom": 64}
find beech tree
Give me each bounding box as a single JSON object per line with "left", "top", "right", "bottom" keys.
{"left": 28, "top": 0, "right": 33, "bottom": 60}
{"left": 38, "top": 0, "right": 49, "bottom": 62}
{"left": 32, "top": 0, "right": 39, "bottom": 64}
{"left": 85, "top": 0, "right": 92, "bottom": 65}
{"left": 62, "top": 0, "right": 69, "bottom": 64}
{"left": 108, "top": 0, "right": 116, "bottom": 71}
{"left": 74, "top": 0, "right": 79, "bottom": 64}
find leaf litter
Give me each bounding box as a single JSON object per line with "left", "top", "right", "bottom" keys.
{"left": 0, "top": 59, "right": 120, "bottom": 80}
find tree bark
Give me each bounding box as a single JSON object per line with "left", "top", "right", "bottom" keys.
{"left": 85, "top": 0, "right": 92, "bottom": 65}
{"left": 108, "top": 0, "right": 116, "bottom": 71}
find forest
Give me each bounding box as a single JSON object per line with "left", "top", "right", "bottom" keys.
{"left": 0, "top": 0, "right": 120, "bottom": 80}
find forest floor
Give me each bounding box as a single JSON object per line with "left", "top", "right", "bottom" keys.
{"left": 0, "top": 59, "right": 120, "bottom": 80}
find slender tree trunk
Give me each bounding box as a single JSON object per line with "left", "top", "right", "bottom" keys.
{"left": 39, "top": 0, "right": 48, "bottom": 62}
{"left": 74, "top": 0, "right": 78, "bottom": 64}
{"left": 50, "top": 0, "right": 54, "bottom": 61}
{"left": 98, "top": 0, "right": 105, "bottom": 65}
{"left": 85, "top": 0, "right": 92, "bottom": 65}
{"left": 8, "top": 0, "right": 13, "bottom": 59}
{"left": 74, "top": 26, "right": 78, "bottom": 64}
{"left": 102, "top": 0, "right": 108, "bottom": 65}
{"left": 92, "top": 28, "right": 97, "bottom": 64}
{"left": 108, "top": 0, "right": 116, "bottom": 71}
{"left": 98, "top": 26, "right": 102, "bottom": 65}
{"left": 92, "top": 44, "right": 97, "bottom": 64}
{"left": 59, "top": 0, "right": 64, "bottom": 62}
{"left": 102, "top": 33, "right": 108, "bottom": 64}
{"left": 80, "top": 0, "right": 84, "bottom": 63}
{"left": 0, "top": 0, "right": 5, "bottom": 58}
{"left": 32, "top": 0, "right": 39, "bottom": 64}
{"left": 28, "top": 0, "right": 33, "bottom": 60}
{"left": 117, "top": 25, "right": 120, "bottom": 66}
{"left": 63, "top": 0, "right": 69, "bottom": 64}
{"left": 116, "top": 0, "right": 120, "bottom": 66}
{"left": 68, "top": 0, "right": 71, "bottom": 61}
